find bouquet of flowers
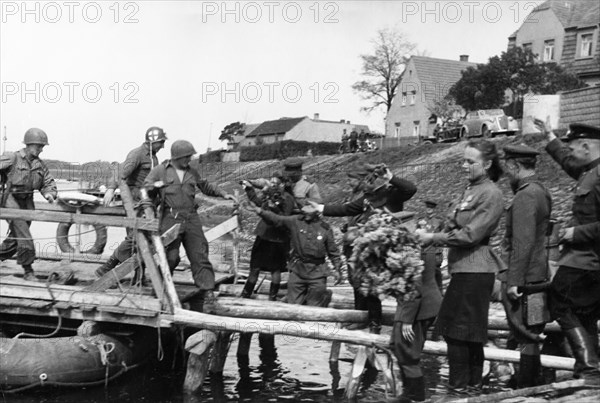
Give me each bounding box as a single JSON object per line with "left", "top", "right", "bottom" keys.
{"left": 348, "top": 211, "right": 424, "bottom": 301}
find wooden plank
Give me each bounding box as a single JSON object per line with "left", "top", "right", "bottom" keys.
{"left": 168, "top": 307, "right": 576, "bottom": 370}
{"left": 119, "top": 183, "right": 169, "bottom": 309}
{"left": 204, "top": 216, "right": 239, "bottom": 243}
{"left": 345, "top": 346, "right": 368, "bottom": 399}
{"left": 0, "top": 207, "right": 158, "bottom": 231}
{"left": 0, "top": 281, "right": 162, "bottom": 312}
{"left": 451, "top": 379, "right": 587, "bottom": 403}
{"left": 137, "top": 186, "right": 182, "bottom": 311}
{"left": 84, "top": 223, "right": 181, "bottom": 292}
{"left": 0, "top": 298, "right": 166, "bottom": 328}
{"left": 33, "top": 201, "right": 126, "bottom": 216}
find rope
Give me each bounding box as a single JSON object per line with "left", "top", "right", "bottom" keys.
{"left": 12, "top": 315, "right": 63, "bottom": 340}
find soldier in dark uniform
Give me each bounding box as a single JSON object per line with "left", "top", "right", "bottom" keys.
{"left": 0, "top": 128, "right": 57, "bottom": 281}
{"left": 536, "top": 119, "right": 600, "bottom": 380}
{"left": 311, "top": 164, "right": 417, "bottom": 333}
{"left": 244, "top": 203, "right": 342, "bottom": 307}
{"left": 340, "top": 130, "right": 349, "bottom": 154}
{"left": 281, "top": 157, "right": 321, "bottom": 207}
{"left": 499, "top": 144, "right": 552, "bottom": 388}
{"left": 358, "top": 130, "right": 367, "bottom": 152}
{"left": 96, "top": 126, "right": 167, "bottom": 278}
{"left": 417, "top": 200, "right": 445, "bottom": 293}
{"left": 349, "top": 130, "right": 359, "bottom": 153}
{"left": 144, "top": 140, "right": 236, "bottom": 310}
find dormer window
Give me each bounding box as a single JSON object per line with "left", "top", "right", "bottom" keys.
{"left": 543, "top": 39, "right": 555, "bottom": 61}
{"left": 579, "top": 32, "right": 594, "bottom": 57}
{"left": 401, "top": 93, "right": 407, "bottom": 106}
{"left": 410, "top": 91, "right": 416, "bottom": 105}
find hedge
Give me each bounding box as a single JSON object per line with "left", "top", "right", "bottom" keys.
{"left": 239, "top": 140, "right": 339, "bottom": 162}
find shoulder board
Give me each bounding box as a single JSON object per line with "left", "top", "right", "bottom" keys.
{"left": 517, "top": 182, "right": 530, "bottom": 191}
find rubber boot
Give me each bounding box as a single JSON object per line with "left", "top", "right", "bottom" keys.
{"left": 95, "top": 255, "right": 120, "bottom": 278}
{"left": 446, "top": 339, "right": 470, "bottom": 390}
{"left": 268, "top": 282, "right": 280, "bottom": 301}
{"left": 22, "top": 264, "right": 38, "bottom": 282}
{"left": 402, "top": 376, "right": 426, "bottom": 402}
{"left": 467, "top": 343, "right": 484, "bottom": 390}
{"left": 240, "top": 280, "right": 256, "bottom": 299}
{"left": 564, "top": 327, "right": 600, "bottom": 380}
{"left": 517, "top": 354, "right": 541, "bottom": 388}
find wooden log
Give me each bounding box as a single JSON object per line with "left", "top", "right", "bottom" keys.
{"left": 0, "top": 207, "right": 158, "bottom": 230}
{"left": 204, "top": 216, "right": 239, "bottom": 243}
{"left": 206, "top": 297, "right": 366, "bottom": 323}
{"left": 368, "top": 349, "right": 396, "bottom": 396}
{"left": 451, "top": 379, "right": 587, "bottom": 403}
{"left": 33, "top": 201, "right": 126, "bottom": 216}
{"left": 183, "top": 330, "right": 217, "bottom": 393}
{"left": 138, "top": 186, "right": 182, "bottom": 311}
{"left": 209, "top": 331, "right": 232, "bottom": 374}
{"left": 345, "top": 345, "right": 368, "bottom": 399}
{"left": 168, "top": 308, "right": 576, "bottom": 370}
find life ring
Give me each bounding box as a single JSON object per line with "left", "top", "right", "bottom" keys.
{"left": 56, "top": 223, "right": 107, "bottom": 255}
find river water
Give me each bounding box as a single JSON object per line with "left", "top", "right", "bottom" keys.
{"left": 1, "top": 182, "right": 510, "bottom": 402}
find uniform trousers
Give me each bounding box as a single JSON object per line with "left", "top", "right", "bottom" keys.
{"left": 392, "top": 317, "right": 436, "bottom": 378}
{"left": 287, "top": 271, "right": 329, "bottom": 307}
{"left": 0, "top": 194, "right": 36, "bottom": 266}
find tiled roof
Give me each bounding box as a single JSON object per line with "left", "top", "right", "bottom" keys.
{"left": 409, "top": 56, "right": 477, "bottom": 101}
{"left": 532, "top": 0, "right": 599, "bottom": 28}
{"left": 245, "top": 117, "right": 306, "bottom": 137}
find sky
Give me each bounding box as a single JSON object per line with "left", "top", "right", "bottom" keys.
{"left": 0, "top": 0, "right": 545, "bottom": 163}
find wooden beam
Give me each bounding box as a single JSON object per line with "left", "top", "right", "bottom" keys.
{"left": 167, "top": 308, "right": 576, "bottom": 370}
{"left": 204, "top": 216, "right": 239, "bottom": 243}
{"left": 0, "top": 207, "right": 158, "bottom": 231}
{"left": 0, "top": 281, "right": 162, "bottom": 312}
{"left": 34, "top": 201, "right": 126, "bottom": 216}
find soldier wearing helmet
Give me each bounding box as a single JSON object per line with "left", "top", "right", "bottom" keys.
{"left": 144, "top": 139, "right": 236, "bottom": 310}
{"left": 0, "top": 128, "right": 57, "bottom": 281}
{"left": 95, "top": 126, "right": 168, "bottom": 279}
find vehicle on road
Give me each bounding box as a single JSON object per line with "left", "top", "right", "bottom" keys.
{"left": 460, "top": 109, "right": 519, "bottom": 138}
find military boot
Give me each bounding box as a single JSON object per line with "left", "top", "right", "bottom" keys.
{"left": 517, "top": 354, "right": 541, "bottom": 388}
{"left": 22, "top": 265, "right": 38, "bottom": 282}
{"left": 268, "top": 282, "right": 280, "bottom": 301}
{"left": 240, "top": 280, "right": 256, "bottom": 299}
{"left": 95, "top": 256, "right": 120, "bottom": 278}
{"left": 202, "top": 290, "right": 220, "bottom": 312}
{"left": 564, "top": 327, "right": 600, "bottom": 380}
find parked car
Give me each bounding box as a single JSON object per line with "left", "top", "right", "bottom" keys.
{"left": 460, "top": 109, "right": 519, "bottom": 138}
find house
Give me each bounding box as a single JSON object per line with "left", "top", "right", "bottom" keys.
{"left": 508, "top": 0, "right": 600, "bottom": 85}
{"left": 385, "top": 55, "right": 476, "bottom": 141}
{"left": 238, "top": 114, "right": 370, "bottom": 147}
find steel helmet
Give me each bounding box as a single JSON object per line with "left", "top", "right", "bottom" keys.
{"left": 23, "top": 128, "right": 49, "bottom": 146}
{"left": 171, "top": 140, "right": 197, "bottom": 159}
{"left": 145, "top": 126, "right": 167, "bottom": 143}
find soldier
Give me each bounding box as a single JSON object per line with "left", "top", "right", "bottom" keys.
{"left": 281, "top": 157, "right": 321, "bottom": 207}
{"left": 349, "top": 130, "right": 358, "bottom": 153}
{"left": 536, "top": 119, "right": 600, "bottom": 381}
{"left": 340, "top": 129, "right": 349, "bottom": 154}
{"left": 0, "top": 128, "right": 57, "bottom": 281}
{"left": 499, "top": 144, "right": 552, "bottom": 388}
{"left": 311, "top": 163, "right": 417, "bottom": 333}
{"left": 96, "top": 126, "right": 167, "bottom": 278}
{"left": 244, "top": 202, "right": 342, "bottom": 307}
{"left": 417, "top": 200, "right": 445, "bottom": 293}
{"left": 144, "top": 140, "right": 236, "bottom": 310}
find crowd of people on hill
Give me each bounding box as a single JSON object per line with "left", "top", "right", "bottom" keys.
{"left": 0, "top": 118, "right": 598, "bottom": 400}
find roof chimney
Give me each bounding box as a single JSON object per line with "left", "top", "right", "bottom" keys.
{"left": 460, "top": 55, "right": 469, "bottom": 62}
{"left": 313, "top": 113, "right": 320, "bottom": 120}
{"left": 340, "top": 119, "right": 345, "bottom": 123}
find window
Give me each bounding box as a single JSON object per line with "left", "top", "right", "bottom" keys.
{"left": 413, "top": 121, "right": 420, "bottom": 137}
{"left": 410, "top": 91, "right": 416, "bottom": 105}
{"left": 543, "top": 39, "right": 554, "bottom": 61}
{"left": 394, "top": 122, "right": 401, "bottom": 138}
{"left": 580, "top": 33, "right": 593, "bottom": 57}
{"left": 522, "top": 42, "right": 532, "bottom": 52}
{"left": 401, "top": 93, "right": 407, "bottom": 106}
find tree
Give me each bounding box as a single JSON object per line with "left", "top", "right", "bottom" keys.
{"left": 219, "top": 121, "right": 245, "bottom": 143}
{"left": 449, "top": 47, "right": 586, "bottom": 115}
{"left": 428, "top": 98, "right": 464, "bottom": 122}
{"left": 352, "top": 27, "right": 418, "bottom": 113}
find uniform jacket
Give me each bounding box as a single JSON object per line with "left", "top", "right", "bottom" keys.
{"left": 144, "top": 160, "right": 226, "bottom": 212}
{"left": 547, "top": 139, "right": 600, "bottom": 271}
{"left": 109, "top": 143, "right": 158, "bottom": 192}
{"left": 394, "top": 252, "right": 442, "bottom": 323}
{"left": 292, "top": 178, "right": 321, "bottom": 204}
{"left": 322, "top": 175, "right": 417, "bottom": 227}
{"left": 258, "top": 210, "right": 341, "bottom": 279}
{"left": 246, "top": 187, "right": 295, "bottom": 242}
{"left": 432, "top": 176, "right": 504, "bottom": 274}
{"left": 0, "top": 149, "right": 57, "bottom": 200}
{"left": 419, "top": 215, "right": 444, "bottom": 258}
{"left": 502, "top": 176, "right": 552, "bottom": 287}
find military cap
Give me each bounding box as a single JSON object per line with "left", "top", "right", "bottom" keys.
{"left": 502, "top": 144, "right": 540, "bottom": 159}
{"left": 282, "top": 157, "right": 303, "bottom": 172}
{"left": 562, "top": 123, "right": 600, "bottom": 142}
{"left": 424, "top": 200, "right": 438, "bottom": 208}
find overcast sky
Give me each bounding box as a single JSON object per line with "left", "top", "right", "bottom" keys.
{"left": 0, "top": 0, "right": 544, "bottom": 163}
